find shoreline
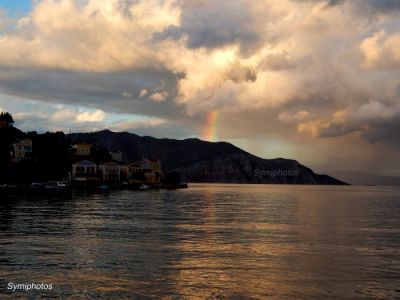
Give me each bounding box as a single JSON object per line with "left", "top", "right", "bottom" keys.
{"left": 0, "top": 182, "right": 188, "bottom": 193}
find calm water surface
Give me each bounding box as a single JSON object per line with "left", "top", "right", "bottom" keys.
{"left": 0, "top": 184, "right": 399, "bottom": 299}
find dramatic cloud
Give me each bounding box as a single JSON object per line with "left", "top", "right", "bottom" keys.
{"left": 1, "top": 98, "right": 181, "bottom": 137}
{"left": 156, "top": 1, "right": 262, "bottom": 51}
{"left": 0, "top": 0, "right": 399, "bottom": 175}
{"left": 298, "top": 101, "right": 400, "bottom": 143}
{"left": 361, "top": 31, "right": 400, "bottom": 70}
{"left": 0, "top": 0, "right": 180, "bottom": 72}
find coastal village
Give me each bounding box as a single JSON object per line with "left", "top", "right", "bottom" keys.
{"left": 8, "top": 138, "right": 181, "bottom": 189}
{"left": 0, "top": 112, "right": 186, "bottom": 190}
{"left": 70, "top": 143, "right": 162, "bottom": 186}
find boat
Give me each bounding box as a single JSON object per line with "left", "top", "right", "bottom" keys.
{"left": 45, "top": 181, "right": 58, "bottom": 189}
{"left": 177, "top": 182, "right": 188, "bottom": 189}
{"left": 0, "top": 184, "right": 18, "bottom": 189}
{"left": 29, "top": 182, "right": 46, "bottom": 189}
{"left": 57, "top": 181, "right": 70, "bottom": 188}
{"left": 139, "top": 184, "right": 151, "bottom": 190}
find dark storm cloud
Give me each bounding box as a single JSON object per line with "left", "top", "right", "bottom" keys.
{"left": 362, "top": 0, "right": 400, "bottom": 12}
{"left": 317, "top": 118, "right": 400, "bottom": 145}
{"left": 155, "top": 1, "right": 262, "bottom": 53}
{"left": 293, "top": 0, "right": 400, "bottom": 14}
{"left": 290, "top": 0, "right": 344, "bottom": 5}
{"left": 360, "top": 119, "right": 400, "bottom": 144}
{"left": 306, "top": 99, "right": 400, "bottom": 145}
{"left": 0, "top": 68, "right": 185, "bottom": 120}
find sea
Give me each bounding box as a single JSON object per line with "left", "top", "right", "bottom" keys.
{"left": 0, "top": 184, "right": 399, "bottom": 299}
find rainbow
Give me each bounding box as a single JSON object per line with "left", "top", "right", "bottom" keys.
{"left": 202, "top": 111, "right": 219, "bottom": 142}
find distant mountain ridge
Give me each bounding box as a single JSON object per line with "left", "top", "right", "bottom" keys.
{"left": 68, "top": 130, "right": 348, "bottom": 185}
{"left": 330, "top": 171, "right": 400, "bottom": 186}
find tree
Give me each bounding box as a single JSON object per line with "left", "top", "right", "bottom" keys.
{"left": 0, "top": 112, "right": 14, "bottom": 127}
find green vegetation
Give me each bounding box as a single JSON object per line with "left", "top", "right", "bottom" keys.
{"left": 0, "top": 112, "right": 111, "bottom": 184}
{"left": 0, "top": 111, "right": 14, "bottom": 127}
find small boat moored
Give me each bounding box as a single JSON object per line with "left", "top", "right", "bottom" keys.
{"left": 139, "top": 184, "right": 151, "bottom": 190}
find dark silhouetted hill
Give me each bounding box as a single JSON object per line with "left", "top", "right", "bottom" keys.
{"left": 69, "top": 130, "right": 348, "bottom": 185}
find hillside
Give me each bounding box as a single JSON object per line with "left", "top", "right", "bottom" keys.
{"left": 69, "top": 130, "right": 348, "bottom": 185}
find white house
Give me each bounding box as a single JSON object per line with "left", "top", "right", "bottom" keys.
{"left": 99, "top": 162, "right": 121, "bottom": 182}
{"left": 71, "top": 160, "right": 97, "bottom": 181}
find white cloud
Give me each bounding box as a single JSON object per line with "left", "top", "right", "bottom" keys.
{"left": 361, "top": 30, "right": 400, "bottom": 70}
{"left": 149, "top": 91, "right": 168, "bottom": 102}
{"left": 53, "top": 107, "right": 109, "bottom": 124}
{"left": 75, "top": 110, "right": 106, "bottom": 123}
{"left": 139, "top": 89, "right": 148, "bottom": 98}
{"left": 108, "top": 118, "right": 168, "bottom": 132}
{"left": 51, "top": 109, "right": 76, "bottom": 122}
{"left": 122, "top": 92, "right": 133, "bottom": 98}
{"left": 0, "top": 0, "right": 180, "bottom": 72}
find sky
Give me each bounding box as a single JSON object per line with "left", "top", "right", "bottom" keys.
{"left": 0, "top": 0, "right": 399, "bottom": 178}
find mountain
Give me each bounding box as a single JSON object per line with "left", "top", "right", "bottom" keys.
{"left": 330, "top": 171, "right": 400, "bottom": 186}
{"left": 69, "top": 130, "right": 348, "bottom": 185}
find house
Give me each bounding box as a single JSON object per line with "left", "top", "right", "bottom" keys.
{"left": 12, "top": 138, "right": 33, "bottom": 162}
{"left": 71, "top": 158, "right": 162, "bottom": 185}
{"left": 72, "top": 143, "right": 91, "bottom": 156}
{"left": 143, "top": 159, "right": 162, "bottom": 184}
{"left": 109, "top": 150, "right": 122, "bottom": 162}
{"left": 99, "top": 162, "right": 121, "bottom": 182}
{"left": 71, "top": 160, "right": 98, "bottom": 181}
{"left": 121, "top": 162, "right": 146, "bottom": 184}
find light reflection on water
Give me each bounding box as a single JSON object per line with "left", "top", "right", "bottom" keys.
{"left": 0, "top": 184, "right": 399, "bottom": 299}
